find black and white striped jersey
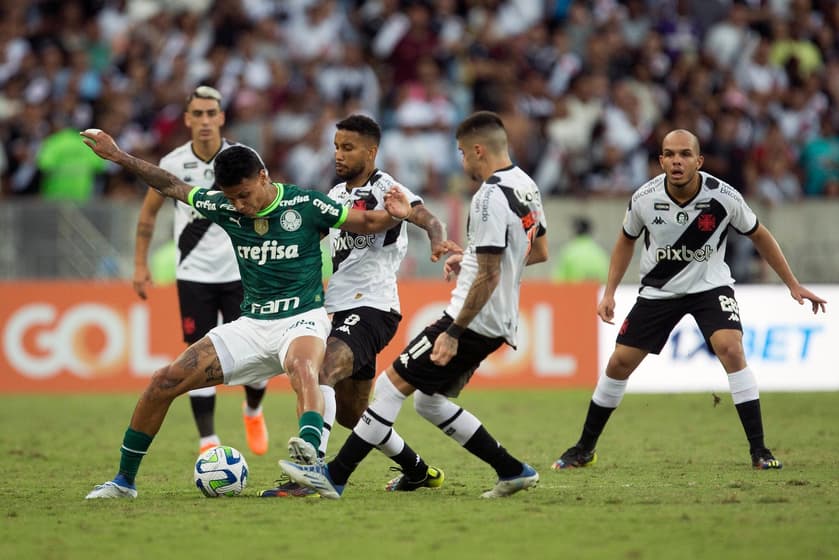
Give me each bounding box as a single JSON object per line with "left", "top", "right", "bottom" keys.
{"left": 623, "top": 171, "right": 758, "bottom": 299}
{"left": 160, "top": 139, "right": 239, "bottom": 283}
{"left": 446, "top": 165, "right": 547, "bottom": 347}
{"left": 324, "top": 169, "right": 422, "bottom": 314}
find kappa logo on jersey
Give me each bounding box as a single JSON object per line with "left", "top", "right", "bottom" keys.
{"left": 652, "top": 216, "right": 666, "bottom": 225}
{"left": 237, "top": 241, "right": 299, "bottom": 265}
{"left": 336, "top": 325, "right": 351, "bottom": 334}
{"left": 655, "top": 244, "right": 713, "bottom": 262}
{"left": 280, "top": 210, "right": 302, "bottom": 232}
{"left": 697, "top": 213, "right": 716, "bottom": 232}
{"left": 313, "top": 198, "right": 340, "bottom": 217}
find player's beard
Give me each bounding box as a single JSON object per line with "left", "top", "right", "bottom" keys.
{"left": 336, "top": 161, "right": 365, "bottom": 182}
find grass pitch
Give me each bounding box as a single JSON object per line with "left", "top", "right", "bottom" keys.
{"left": 1, "top": 389, "right": 837, "bottom": 560}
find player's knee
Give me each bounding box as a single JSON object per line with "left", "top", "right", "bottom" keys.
{"left": 148, "top": 365, "right": 185, "bottom": 400}
{"left": 605, "top": 355, "right": 634, "bottom": 379}
{"left": 413, "top": 392, "right": 448, "bottom": 424}
{"left": 713, "top": 341, "right": 745, "bottom": 364}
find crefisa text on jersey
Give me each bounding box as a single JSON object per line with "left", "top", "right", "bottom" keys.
{"left": 237, "top": 241, "right": 300, "bottom": 265}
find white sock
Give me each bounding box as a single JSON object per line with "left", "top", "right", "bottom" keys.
{"left": 243, "top": 404, "right": 262, "bottom": 417}
{"left": 414, "top": 391, "right": 480, "bottom": 445}
{"left": 319, "top": 385, "right": 336, "bottom": 456}
{"left": 727, "top": 367, "right": 759, "bottom": 404}
{"left": 378, "top": 428, "right": 405, "bottom": 457}
{"left": 354, "top": 374, "right": 406, "bottom": 446}
{"left": 199, "top": 435, "right": 220, "bottom": 449}
{"left": 592, "top": 375, "right": 628, "bottom": 408}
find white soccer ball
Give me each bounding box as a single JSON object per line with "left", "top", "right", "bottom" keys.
{"left": 84, "top": 128, "right": 102, "bottom": 135}
{"left": 194, "top": 445, "right": 249, "bottom": 497}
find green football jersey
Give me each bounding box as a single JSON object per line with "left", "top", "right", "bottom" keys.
{"left": 189, "top": 182, "right": 348, "bottom": 319}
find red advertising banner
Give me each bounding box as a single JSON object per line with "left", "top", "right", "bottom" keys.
{"left": 0, "top": 281, "right": 599, "bottom": 393}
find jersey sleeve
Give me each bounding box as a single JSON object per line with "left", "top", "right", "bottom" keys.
{"left": 310, "top": 190, "right": 349, "bottom": 229}
{"left": 472, "top": 186, "right": 509, "bottom": 254}
{"left": 622, "top": 197, "right": 644, "bottom": 238}
{"left": 727, "top": 190, "right": 759, "bottom": 234}
{"left": 187, "top": 187, "right": 225, "bottom": 222}
{"left": 373, "top": 173, "right": 424, "bottom": 207}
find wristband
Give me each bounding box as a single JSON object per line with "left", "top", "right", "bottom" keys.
{"left": 445, "top": 323, "right": 465, "bottom": 339}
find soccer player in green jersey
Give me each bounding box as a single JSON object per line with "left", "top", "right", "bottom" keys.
{"left": 80, "top": 129, "right": 412, "bottom": 499}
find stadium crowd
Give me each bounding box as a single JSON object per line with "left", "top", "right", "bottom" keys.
{"left": 1, "top": 0, "right": 838, "bottom": 202}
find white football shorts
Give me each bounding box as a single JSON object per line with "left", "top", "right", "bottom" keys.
{"left": 207, "top": 307, "right": 330, "bottom": 386}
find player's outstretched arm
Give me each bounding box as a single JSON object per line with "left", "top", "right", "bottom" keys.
{"left": 749, "top": 224, "right": 827, "bottom": 314}
{"left": 340, "top": 186, "right": 413, "bottom": 234}
{"left": 405, "top": 204, "right": 460, "bottom": 262}
{"left": 80, "top": 129, "right": 193, "bottom": 204}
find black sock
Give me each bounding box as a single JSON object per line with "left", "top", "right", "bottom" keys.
{"left": 328, "top": 432, "right": 374, "bottom": 485}
{"left": 190, "top": 395, "right": 215, "bottom": 437}
{"left": 244, "top": 385, "right": 266, "bottom": 410}
{"left": 578, "top": 401, "right": 615, "bottom": 451}
{"left": 390, "top": 439, "right": 428, "bottom": 481}
{"left": 463, "top": 426, "right": 522, "bottom": 478}
{"left": 735, "top": 399, "right": 766, "bottom": 452}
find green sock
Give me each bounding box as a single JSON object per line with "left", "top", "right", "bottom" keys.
{"left": 298, "top": 411, "right": 323, "bottom": 450}
{"left": 118, "top": 428, "right": 153, "bottom": 485}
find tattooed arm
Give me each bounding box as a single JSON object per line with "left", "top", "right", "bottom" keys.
{"left": 407, "top": 203, "right": 462, "bottom": 262}
{"left": 430, "top": 251, "right": 502, "bottom": 366}
{"left": 80, "top": 129, "right": 194, "bottom": 203}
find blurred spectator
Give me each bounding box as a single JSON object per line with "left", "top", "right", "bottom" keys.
{"left": 37, "top": 125, "right": 106, "bottom": 201}
{"left": 0, "top": 0, "right": 838, "bottom": 204}
{"left": 754, "top": 155, "right": 802, "bottom": 206}
{"left": 551, "top": 216, "right": 609, "bottom": 283}
{"left": 378, "top": 99, "right": 447, "bottom": 195}
{"left": 799, "top": 118, "right": 839, "bottom": 197}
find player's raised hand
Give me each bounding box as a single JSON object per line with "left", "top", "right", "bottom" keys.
{"left": 430, "top": 239, "right": 463, "bottom": 263}
{"left": 79, "top": 129, "right": 120, "bottom": 161}
{"left": 597, "top": 294, "right": 616, "bottom": 324}
{"left": 383, "top": 187, "right": 411, "bottom": 220}
{"left": 443, "top": 253, "right": 463, "bottom": 281}
{"left": 790, "top": 284, "right": 827, "bottom": 314}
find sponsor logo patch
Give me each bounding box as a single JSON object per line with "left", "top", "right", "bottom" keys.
{"left": 280, "top": 210, "right": 302, "bottom": 232}
{"left": 254, "top": 218, "right": 269, "bottom": 236}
